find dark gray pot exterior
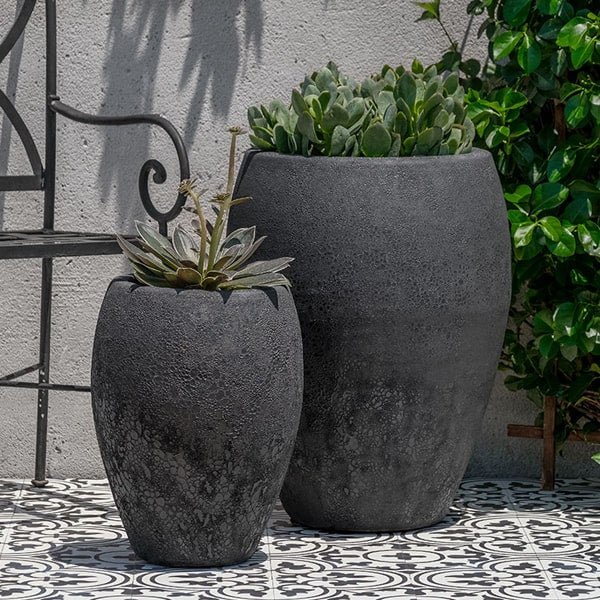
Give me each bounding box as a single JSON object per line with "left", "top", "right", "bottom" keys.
{"left": 91, "top": 278, "right": 303, "bottom": 566}
{"left": 231, "top": 149, "right": 511, "bottom": 532}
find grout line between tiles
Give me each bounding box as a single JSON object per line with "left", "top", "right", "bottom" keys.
{"left": 0, "top": 478, "right": 25, "bottom": 559}
{"left": 500, "top": 480, "right": 559, "bottom": 598}
{"left": 265, "top": 510, "right": 277, "bottom": 600}
{"left": 3, "top": 479, "right": 599, "bottom": 600}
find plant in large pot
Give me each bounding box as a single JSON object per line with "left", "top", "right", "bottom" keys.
{"left": 421, "top": 0, "right": 600, "bottom": 454}
{"left": 91, "top": 128, "right": 303, "bottom": 567}
{"left": 231, "top": 63, "right": 511, "bottom": 531}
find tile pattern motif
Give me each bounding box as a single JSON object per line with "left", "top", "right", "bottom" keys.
{"left": 0, "top": 479, "right": 598, "bottom": 599}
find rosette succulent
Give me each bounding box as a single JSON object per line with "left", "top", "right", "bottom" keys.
{"left": 248, "top": 61, "right": 474, "bottom": 157}
{"left": 117, "top": 128, "right": 293, "bottom": 290}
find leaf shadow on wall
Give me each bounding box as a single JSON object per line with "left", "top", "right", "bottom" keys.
{"left": 97, "top": 0, "right": 264, "bottom": 231}
{"left": 97, "top": 0, "right": 183, "bottom": 230}
{"left": 179, "top": 0, "right": 264, "bottom": 148}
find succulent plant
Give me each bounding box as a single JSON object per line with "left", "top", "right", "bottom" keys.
{"left": 117, "top": 128, "right": 293, "bottom": 290}
{"left": 248, "top": 61, "right": 474, "bottom": 157}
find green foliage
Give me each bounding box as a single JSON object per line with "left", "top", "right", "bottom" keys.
{"left": 247, "top": 61, "right": 474, "bottom": 157}
{"left": 420, "top": 0, "right": 600, "bottom": 446}
{"left": 117, "top": 128, "right": 292, "bottom": 290}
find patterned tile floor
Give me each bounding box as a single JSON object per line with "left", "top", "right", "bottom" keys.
{"left": 0, "top": 479, "right": 599, "bottom": 599}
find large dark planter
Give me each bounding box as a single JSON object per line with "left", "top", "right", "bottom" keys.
{"left": 91, "top": 277, "right": 303, "bottom": 566}
{"left": 231, "top": 149, "right": 511, "bottom": 532}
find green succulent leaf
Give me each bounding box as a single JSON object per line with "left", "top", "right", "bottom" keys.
{"left": 172, "top": 225, "right": 199, "bottom": 264}
{"left": 116, "top": 234, "right": 163, "bottom": 271}
{"left": 249, "top": 135, "right": 274, "bottom": 150}
{"left": 361, "top": 122, "right": 393, "bottom": 157}
{"left": 132, "top": 265, "right": 173, "bottom": 288}
{"left": 395, "top": 72, "right": 418, "bottom": 108}
{"left": 291, "top": 89, "right": 307, "bottom": 115}
{"left": 443, "top": 72, "right": 459, "bottom": 95}
{"left": 175, "top": 267, "right": 203, "bottom": 286}
{"left": 297, "top": 111, "right": 319, "bottom": 142}
{"left": 416, "top": 126, "right": 443, "bottom": 154}
{"left": 331, "top": 125, "right": 350, "bottom": 156}
{"left": 222, "top": 273, "right": 291, "bottom": 289}
{"left": 234, "top": 257, "right": 294, "bottom": 277}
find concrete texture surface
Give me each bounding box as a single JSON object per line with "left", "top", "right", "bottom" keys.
{"left": 92, "top": 279, "right": 303, "bottom": 566}
{"left": 233, "top": 150, "right": 511, "bottom": 531}
{"left": 1, "top": 0, "right": 598, "bottom": 480}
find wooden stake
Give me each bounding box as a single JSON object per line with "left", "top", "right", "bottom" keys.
{"left": 542, "top": 396, "right": 556, "bottom": 491}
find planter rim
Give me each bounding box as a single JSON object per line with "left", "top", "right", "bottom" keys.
{"left": 110, "top": 275, "right": 289, "bottom": 302}
{"left": 241, "top": 147, "right": 490, "bottom": 165}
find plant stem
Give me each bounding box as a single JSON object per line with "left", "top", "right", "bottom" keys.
{"left": 553, "top": 99, "right": 567, "bottom": 142}
{"left": 190, "top": 190, "right": 208, "bottom": 275}
{"left": 226, "top": 130, "right": 237, "bottom": 197}
{"left": 437, "top": 17, "right": 458, "bottom": 52}
{"left": 207, "top": 131, "right": 237, "bottom": 271}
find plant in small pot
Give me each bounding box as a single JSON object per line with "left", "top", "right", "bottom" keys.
{"left": 230, "top": 62, "right": 511, "bottom": 532}
{"left": 90, "top": 128, "right": 303, "bottom": 567}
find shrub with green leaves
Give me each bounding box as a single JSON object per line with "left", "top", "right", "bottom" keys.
{"left": 419, "top": 0, "right": 600, "bottom": 446}
{"left": 248, "top": 61, "right": 474, "bottom": 157}
{"left": 117, "top": 128, "right": 293, "bottom": 290}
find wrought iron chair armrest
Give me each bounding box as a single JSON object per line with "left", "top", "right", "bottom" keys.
{"left": 50, "top": 98, "right": 190, "bottom": 235}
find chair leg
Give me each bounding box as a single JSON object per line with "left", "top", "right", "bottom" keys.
{"left": 32, "top": 257, "right": 53, "bottom": 488}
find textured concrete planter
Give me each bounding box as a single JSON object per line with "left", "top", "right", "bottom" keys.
{"left": 91, "top": 277, "right": 303, "bottom": 566}
{"left": 231, "top": 149, "right": 511, "bottom": 532}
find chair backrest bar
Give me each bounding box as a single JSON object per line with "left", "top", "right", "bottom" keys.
{"left": 0, "top": 0, "right": 43, "bottom": 193}
{"left": 44, "top": 0, "right": 57, "bottom": 230}
{"left": 0, "top": 0, "right": 190, "bottom": 237}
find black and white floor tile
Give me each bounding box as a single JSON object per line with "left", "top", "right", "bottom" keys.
{"left": 0, "top": 478, "right": 599, "bottom": 599}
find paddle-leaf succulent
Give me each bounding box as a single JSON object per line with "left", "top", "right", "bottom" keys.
{"left": 248, "top": 61, "right": 474, "bottom": 157}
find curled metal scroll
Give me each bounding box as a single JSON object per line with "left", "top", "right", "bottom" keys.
{"left": 0, "top": 89, "right": 43, "bottom": 190}
{"left": 0, "top": 0, "right": 37, "bottom": 63}
{"left": 0, "top": 0, "right": 43, "bottom": 191}
{"left": 50, "top": 99, "right": 190, "bottom": 236}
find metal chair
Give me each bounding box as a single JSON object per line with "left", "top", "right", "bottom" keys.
{"left": 0, "top": 0, "right": 190, "bottom": 486}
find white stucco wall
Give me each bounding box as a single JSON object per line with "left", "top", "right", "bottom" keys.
{"left": 1, "top": 0, "right": 598, "bottom": 480}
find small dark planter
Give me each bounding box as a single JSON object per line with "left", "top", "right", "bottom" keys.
{"left": 91, "top": 277, "right": 303, "bottom": 566}
{"left": 231, "top": 149, "right": 511, "bottom": 532}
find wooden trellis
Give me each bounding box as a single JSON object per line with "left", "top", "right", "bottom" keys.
{"left": 508, "top": 396, "right": 600, "bottom": 490}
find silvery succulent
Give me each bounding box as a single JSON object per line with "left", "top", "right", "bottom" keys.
{"left": 248, "top": 61, "right": 474, "bottom": 157}
{"left": 117, "top": 128, "right": 293, "bottom": 290}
